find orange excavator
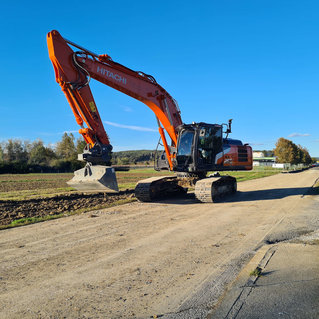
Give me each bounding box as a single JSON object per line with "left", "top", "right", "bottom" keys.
{"left": 47, "top": 30, "right": 252, "bottom": 202}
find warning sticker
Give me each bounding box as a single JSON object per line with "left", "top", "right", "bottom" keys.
{"left": 89, "top": 101, "right": 97, "bottom": 112}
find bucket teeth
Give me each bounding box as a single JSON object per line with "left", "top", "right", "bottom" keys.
{"left": 67, "top": 165, "right": 119, "bottom": 192}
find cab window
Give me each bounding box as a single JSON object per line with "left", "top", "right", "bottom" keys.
{"left": 177, "top": 131, "right": 194, "bottom": 156}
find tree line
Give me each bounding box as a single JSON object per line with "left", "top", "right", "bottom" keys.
{"left": 0, "top": 133, "right": 87, "bottom": 174}
{"left": 112, "top": 150, "right": 153, "bottom": 165}
{"left": 0, "top": 133, "right": 154, "bottom": 174}
{"left": 274, "top": 137, "right": 312, "bottom": 165}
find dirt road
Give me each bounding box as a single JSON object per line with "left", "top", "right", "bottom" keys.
{"left": 1, "top": 169, "right": 318, "bottom": 318}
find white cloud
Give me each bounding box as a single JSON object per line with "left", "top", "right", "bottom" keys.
{"left": 123, "top": 106, "right": 133, "bottom": 112}
{"left": 104, "top": 120, "right": 157, "bottom": 132}
{"left": 288, "top": 133, "right": 310, "bottom": 137}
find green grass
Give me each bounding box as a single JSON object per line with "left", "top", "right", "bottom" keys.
{"left": 250, "top": 267, "right": 262, "bottom": 277}
{"left": 218, "top": 166, "right": 282, "bottom": 182}
{"left": 118, "top": 182, "right": 138, "bottom": 191}
{"left": 9, "top": 215, "right": 64, "bottom": 227}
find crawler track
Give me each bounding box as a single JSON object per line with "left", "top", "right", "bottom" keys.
{"left": 135, "top": 176, "right": 186, "bottom": 202}
{"left": 195, "top": 176, "right": 237, "bottom": 202}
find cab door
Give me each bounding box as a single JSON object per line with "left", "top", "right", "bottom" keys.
{"left": 176, "top": 130, "right": 195, "bottom": 170}
{"left": 197, "top": 126, "right": 223, "bottom": 170}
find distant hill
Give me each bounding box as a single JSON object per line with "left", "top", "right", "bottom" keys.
{"left": 112, "top": 150, "right": 154, "bottom": 165}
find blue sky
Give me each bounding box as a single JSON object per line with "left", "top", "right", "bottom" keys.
{"left": 1, "top": 0, "right": 318, "bottom": 156}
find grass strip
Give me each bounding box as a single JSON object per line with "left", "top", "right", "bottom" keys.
{"left": 219, "top": 169, "right": 282, "bottom": 182}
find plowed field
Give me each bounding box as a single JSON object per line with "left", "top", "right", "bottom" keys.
{"left": 0, "top": 169, "right": 171, "bottom": 226}
{"left": 0, "top": 191, "right": 134, "bottom": 226}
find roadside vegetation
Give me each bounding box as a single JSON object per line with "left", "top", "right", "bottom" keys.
{"left": 0, "top": 134, "right": 86, "bottom": 174}
{"left": 274, "top": 137, "right": 312, "bottom": 165}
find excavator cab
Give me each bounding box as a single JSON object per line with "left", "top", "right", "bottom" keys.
{"left": 176, "top": 123, "right": 223, "bottom": 173}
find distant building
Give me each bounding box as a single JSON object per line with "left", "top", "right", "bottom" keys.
{"left": 253, "top": 151, "right": 264, "bottom": 158}
{"left": 253, "top": 151, "right": 276, "bottom": 167}
{"left": 253, "top": 157, "right": 276, "bottom": 167}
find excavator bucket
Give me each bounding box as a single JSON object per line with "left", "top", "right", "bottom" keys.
{"left": 67, "top": 165, "right": 119, "bottom": 192}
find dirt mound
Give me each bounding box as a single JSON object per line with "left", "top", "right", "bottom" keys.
{"left": 0, "top": 191, "right": 134, "bottom": 226}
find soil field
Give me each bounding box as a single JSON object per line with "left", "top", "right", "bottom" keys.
{"left": 0, "top": 173, "right": 72, "bottom": 193}
{"left": 0, "top": 169, "right": 174, "bottom": 227}
{"left": 0, "top": 167, "right": 281, "bottom": 227}
{"left": 0, "top": 170, "right": 173, "bottom": 199}
{"left": 0, "top": 191, "right": 134, "bottom": 227}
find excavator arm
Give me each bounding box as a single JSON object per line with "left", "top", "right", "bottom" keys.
{"left": 47, "top": 30, "right": 182, "bottom": 169}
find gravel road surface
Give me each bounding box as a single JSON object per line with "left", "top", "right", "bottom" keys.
{"left": 1, "top": 169, "right": 318, "bottom": 318}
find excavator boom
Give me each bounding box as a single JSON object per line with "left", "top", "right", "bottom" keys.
{"left": 47, "top": 30, "right": 184, "bottom": 192}
{"left": 47, "top": 30, "right": 182, "bottom": 171}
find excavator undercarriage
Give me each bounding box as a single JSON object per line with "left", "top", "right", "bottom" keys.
{"left": 134, "top": 174, "right": 237, "bottom": 203}
{"left": 134, "top": 176, "right": 186, "bottom": 202}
